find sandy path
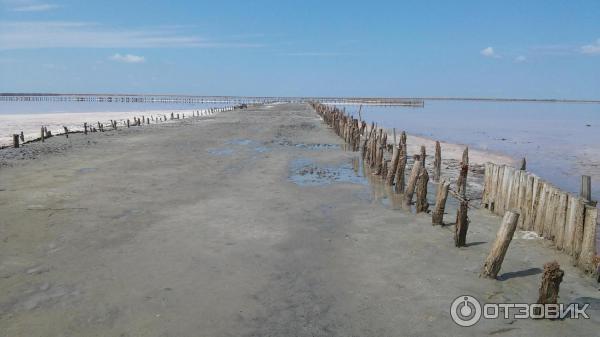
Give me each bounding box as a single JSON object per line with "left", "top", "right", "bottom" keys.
{"left": 0, "top": 103, "right": 598, "bottom": 336}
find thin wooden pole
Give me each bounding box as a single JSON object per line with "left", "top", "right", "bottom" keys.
{"left": 480, "top": 210, "right": 520, "bottom": 278}
{"left": 433, "top": 141, "right": 441, "bottom": 181}
{"left": 520, "top": 157, "right": 527, "bottom": 170}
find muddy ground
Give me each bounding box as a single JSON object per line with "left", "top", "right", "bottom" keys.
{"left": 0, "top": 103, "right": 598, "bottom": 336}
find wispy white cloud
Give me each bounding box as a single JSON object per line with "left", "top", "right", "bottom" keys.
{"left": 515, "top": 55, "right": 527, "bottom": 63}
{"left": 480, "top": 46, "right": 500, "bottom": 58}
{"left": 281, "top": 52, "right": 346, "bottom": 57}
{"left": 12, "top": 3, "right": 59, "bottom": 11}
{"left": 3, "top": 0, "right": 60, "bottom": 12}
{"left": 110, "top": 53, "right": 145, "bottom": 63}
{"left": 0, "top": 21, "right": 264, "bottom": 50}
{"left": 580, "top": 39, "right": 600, "bottom": 55}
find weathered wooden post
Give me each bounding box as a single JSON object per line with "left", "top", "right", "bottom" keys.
{"left": 455, "top": 200, "right": 469, "bottom": 247}
{"left": 63, "top": 126, "right": 69, "bottom": 138}
{"left": 432, "top": 179, "right": 450, "bottom": 225}
{"left": 19, "top": 131, "right": 24, "bottom": 142}
{"left": 420, "top": 145, "right": 426, "bottom": 168}
{"left": 41, "top": 127, "right": 45, "bottom": 142}
{"left": 127, "top": 119, "right": 130, "bottom": 128}
{"left": 534, "top": 261, "right": 564, "bottom": 318}
{"left": 415, "top": 168, "right": 429, "bottom": 213}
{"left": 580, "top": 175, "right": 591, "bottom": 203}
{"left": 520, "top": 157, "right": 527, "bottom": 170}
{"left": 404, "top": 155, "right": 422, "bottom": 205}
{"left": 84, "top": 122, "right": 88, "bottom": 135}
{"left": 433, "top": 141, "right": 441, "bottom": 181}
{"left": 480, "top": 210, "right": 520, "bottom": 278}
{"left": 13, "top": 134, "right": 20, "bottom": 148}
{"left": 386, "top": 145, "right": 400, "bottom": 185}
{"left": 456, "top": 163, "right": 469, "bottom": 197}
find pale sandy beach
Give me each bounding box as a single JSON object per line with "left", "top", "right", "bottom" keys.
{"left": 0, "top": 103, "right": 597, "bottom": 336}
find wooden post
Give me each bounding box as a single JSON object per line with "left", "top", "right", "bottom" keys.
{"left": 480, "top": 210, "right": 520, "bottom": 278}
{"left": 415, "top": 168, "right": 429, "bottom": 213}
{"left": 580, "top": 175, "right": 591, "bottom": 202}
{"left": 462, "top": 147, "right": 469, "bottom": 165}
{"left": 13, "top": 134, "right": 19, "bottom": 148}
{"left": 432, "top": 179, "right": 450, "bottom": 225}
{"left": 393, "top": 128, "right": 396, "bottom": 145}
{"left": 456, "top": 163, "right": 469, "bottom": 197}
{"left": 535, "top": 261, "right": 564, "bottom": 318}
{"left": 63, "top": 126, "right": 69, "bottom": 138}
{"left": 433, "top": 141, "right": 441, "bottom": 181}
{"left": 20, "top": 131, "right": 24, "bottom": 142}
{"left": 404, "top": 156, "right": 422, "bottom": 204}
{"left": 41, "top": 127, "right": 45, "bottom": 142}
{"left": 127, "top": 119, "right": 130, "bottom": 128}
{"left": 455, "top": 200, "right": 469, "bottom": 247}
{"left": 395, "top": 146, "right": 407, "bottom": 193}
{"left": 420, "top": 145, "right": 426, "bottom": 168}
{"left": 386, "top": 145, "right": 400, "bottom": 185}
{"left": 84, "top": 122, "right": 88, "bottom": 135}
{"left": 520, "top": 157, "right": 527, "bottom": 170}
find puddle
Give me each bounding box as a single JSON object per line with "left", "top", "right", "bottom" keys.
{"left": 227, "top": 139, "right": 254, "bottom": 146}
{"left": 288, "top": 158, "right": 367, "bottom": 186}
{"left": 207, "top": 148, "right": 234, "bottom": 156}
{"left": 275, "top": 140, "right": 340, "bottom": 150}
{"left": 254, "top": 146, "right": 270, "bottom": 153}
{"left": 77, "top": 168, "right": 97, "bottom": 174}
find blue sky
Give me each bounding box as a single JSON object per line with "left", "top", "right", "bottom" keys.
{"left": 1, "top": 0, "right": 599, "bottom": 98}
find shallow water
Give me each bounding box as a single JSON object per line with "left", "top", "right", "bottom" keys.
{"left": 343, "top": 100, "right": 600, "bottom": 200}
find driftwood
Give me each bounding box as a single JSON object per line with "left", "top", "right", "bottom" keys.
{"left": 432, "top": 179, "right": 450, "bottom": 225}
{"left": 480, "top": 210, "right": 520, "bottom": 279}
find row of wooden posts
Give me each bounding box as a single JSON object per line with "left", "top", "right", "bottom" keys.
{"left": 482, "top": 163, "right": 598, "bottom": 276}
{"left": 310, "top": 102, "right": 471, "bottom": 247}
{"left": 10, "top": 107, "right": 238, "bottom": 148}
{"left": 311, "top": 102, "right": 591, "bottom": 312}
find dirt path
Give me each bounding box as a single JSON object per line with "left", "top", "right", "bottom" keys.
{"left": 0, "top": 103, "right": 598, "bottom": 336}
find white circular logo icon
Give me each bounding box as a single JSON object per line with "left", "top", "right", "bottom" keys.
{"left": 450, "top": 295, "right": 482, "bottom": 327}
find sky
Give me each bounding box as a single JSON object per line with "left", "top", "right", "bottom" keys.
{"left": 0, "top": 0, "right": 599, "bottom": 99}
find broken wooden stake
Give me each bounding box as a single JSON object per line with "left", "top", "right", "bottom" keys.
{"left": 432, "top": 179, "right": 450, "bottom": 225}
{"left": 404, "top": 156, "right": 422, "bottom": 205}
{"left": 13, "top": 134, "right": 19, "bottom": 148}
{"left": 480, "top": 210, "right": 520, "bottom": 278}
{"left": 520, "top": 157, "right": 527, "bottom": 170}
{"left": 454, "top": 200, "right": 469, "bottom": 247}
{"left": 580, "top": 175, "right": 591, "bottom": 203}
{"left": 415, "top": 168, "right": 429, "bottom": 213}
{"left": 535, "top": 261, "right": 564, "bottom": 318}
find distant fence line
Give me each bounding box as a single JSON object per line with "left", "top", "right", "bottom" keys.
{"left": 481, "top": 163, "right": 598, "bottom": 275}
{"left": 0, "top": 95, "right": 424, "bottom": 107}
